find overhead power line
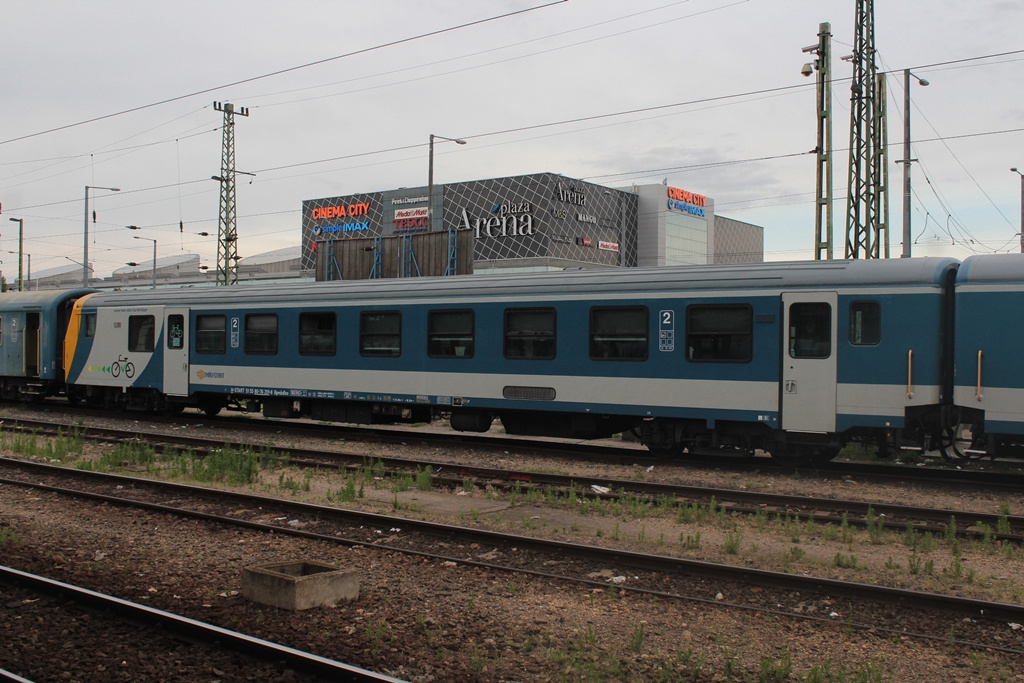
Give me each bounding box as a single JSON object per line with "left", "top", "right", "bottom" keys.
{"left": 0, "top": 0, "right": 567, "bottom": 147}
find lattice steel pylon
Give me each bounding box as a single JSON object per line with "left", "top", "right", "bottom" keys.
{"left": 844, "top": 0, "right": 888, "bottom": 259}
{"left": 213, "top": 101, "right": 248, "bottom": 285}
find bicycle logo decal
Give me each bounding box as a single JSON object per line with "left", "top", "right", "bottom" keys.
{"left": 88, "top": 354, "right": 135, "bottom": 378}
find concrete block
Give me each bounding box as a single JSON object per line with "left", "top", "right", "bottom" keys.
{"left": 241, "top": 560, "right": 359, "bottom": 611}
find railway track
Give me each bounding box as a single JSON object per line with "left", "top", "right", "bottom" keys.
{"left": 4, "top": 417, "right": 1023, "bottom": 543}
{"left": 0, "top": 565, "right": 404, "bottom": 683}
{"left": 10, "top": 402, "right": 1024, "bottom": 489}
{"left": 2, "top": 457, "right": 1023, "bottom": 657}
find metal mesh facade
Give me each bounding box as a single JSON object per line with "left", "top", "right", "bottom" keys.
{"left": 713, "top": 215, "right": 765, "bottom": 264}
{"left": 301, "top": 173, "right": 638, "bottom": 277}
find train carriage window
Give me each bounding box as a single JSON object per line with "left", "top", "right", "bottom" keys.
{"left": 428, "top": 310, "right": 474, "bottom": 358}
{"left": 849, "top": 301, "right": 881, "bottom": 345}
{"left": 504, "top": 308, "right": 556, "bottom": 360}
{"left": 360, "top": 311, "right": 401, "bottom": 357}
{"left": 789, "top": 302, "right": 831, "bottom": 359}
{"left": 195, "top": 315, "right": 226, "bottom": 354}
{"left": 299, "top": 312, "right": 336, "bottom": 356}
{"left": 128, "top": 315, "right": 155, "bottom": 353}
{"left": 245, "top": 314, "right": 278, "bottom": 355}
{"left": 166, "top": 315, "right": 185, "bottom": 350}
{"left": 686, "top": 305, "right": 752, "bottom": 362}
{"left": 82, "top": 313, "right": 96, "bottom": 338}
{"left": 589, "top": 306, "right": 648, "bottom": 361}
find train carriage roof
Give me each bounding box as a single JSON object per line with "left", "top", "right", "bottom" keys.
{"left": 76, "top": 257, "right": 961, "bottom": 308}
{"left": 0, "top": 288, "right": 96, "bottom": 313}
{"left": 956, "top": 253, "right": 1024, "bottom": 285}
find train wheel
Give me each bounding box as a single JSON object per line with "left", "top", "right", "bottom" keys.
{"left": 201, "top": 402, "right": 223, "bottom": 418}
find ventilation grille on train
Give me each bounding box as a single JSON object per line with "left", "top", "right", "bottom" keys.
{"left": 502, "top": 386, "right": 556, "bottom": 401}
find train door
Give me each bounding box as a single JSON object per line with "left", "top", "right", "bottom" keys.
{"left": 164, "top": 308, "right": 190, "bottom": 396}
{"left": 781, "top": 292, "right": 837, "bottom": 432}
{"left": 24, "top": 312, "right": 40, "bottom": 377}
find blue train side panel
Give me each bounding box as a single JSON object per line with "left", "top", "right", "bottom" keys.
{"left": 62, "top": 257, "right": 961, "bottom": 461}
{"left": 952, "top": 254, "right": 1024, "bottom": 447}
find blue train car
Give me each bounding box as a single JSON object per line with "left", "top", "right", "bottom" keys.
{"left": 0, "top": 289, "right": 95, "bottom": 400}
{"left": 63, "top": 258, "right": 959, "bottom": 462}
{"left": 951, "top": 253, "right": 1024, "bottom": 456}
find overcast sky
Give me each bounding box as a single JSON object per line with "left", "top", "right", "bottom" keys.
{"left": 2, "top": 0, "right": 1022, "bottom": 279}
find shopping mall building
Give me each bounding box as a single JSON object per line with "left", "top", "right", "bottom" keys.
{"left": 300, "top": 172, "right": 763, "bottom": 280}
{"left": 35, "top": 171, "right": 762, "bottom": 290}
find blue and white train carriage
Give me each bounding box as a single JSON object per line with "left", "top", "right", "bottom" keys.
{"left": 62, "top": 257, "right": 966, "bottom": 463}
{"left": 0, "top": 289, "right": 95, "bottom": 400}
{"left": 950, "top": 254, "right": 1024, "bottom": 456}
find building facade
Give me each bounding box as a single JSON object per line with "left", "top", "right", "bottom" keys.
{"left": 302, "top": 173, "right": 640, "bottom": 277}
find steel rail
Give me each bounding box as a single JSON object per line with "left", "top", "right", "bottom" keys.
{"left": 4, "top": 417, "right": 1022, "bottom": 539}
{"left": 8, "top": 410, "right": 1024, "bottom": 489}
{"left": 2, "top": 458, "right": 1024, "bottom": 625}
{"left": 0, "top": 565, "right": 405, "bottom": 683}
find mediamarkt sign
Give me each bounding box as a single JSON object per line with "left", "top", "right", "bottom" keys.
{"left": 462, "top": 202, "right": 535, "bottom": 238}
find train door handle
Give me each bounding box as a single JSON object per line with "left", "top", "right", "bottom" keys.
{"left": 784, "top": 379, "right": 796, "bottom": 394}
{"left": 976, "top": 350, "right": 983, "bottom": 401}
{"left": 906, "top": 349, "right": 914, "bottom": 399}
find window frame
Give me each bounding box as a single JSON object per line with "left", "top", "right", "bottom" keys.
{"left": 298, "top": 311, "right": 337, "bottom": 357}
{"left": 427, "top": 309, "right": 475, "bottom": 359}
{"left": 360, "top": 310, "right": 402, "bottom": 357}
{"left": 195, "top": 314, "right": 226, "bottom": 355}
{"left": 166, "top": 314, "right": 185, "bottom": 351}
{"left": 685, "top": 304, "right": 753, "bottom": 363}
{"left": 848, "top": 300, "right": 881, "bottom": 346}
{"left": 128, "top": 315, "right": 155, "bottom": 353}
{"left": 589, "top": 305, "right": 649, "bottom": 361}
{"left": 503, "top": 307, "right": 556, "bottom": 360}
{"left": 82, "top": 313, "right": 96, "bottom": 338}
{"left": 244, "top": 313, "right": 279, "bottom": 356}
{"left": 788, "top": 301, "right": 832, "bottom": 359}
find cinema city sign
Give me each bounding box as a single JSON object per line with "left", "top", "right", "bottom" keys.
{"left": 462, "top": 202, "right": 536, "bottom": 239}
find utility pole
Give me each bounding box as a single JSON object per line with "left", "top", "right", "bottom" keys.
{"left": 845, "top": 0, "right": 887, "bottom": 259}
{"left": 802, "top": 22, "right": 833, "bottom": 260}
{"left": 875, "top": 72, "right": 889, "bottom": 258}
{"left": 213, "top": 101, "right": 248, "bottom": 286}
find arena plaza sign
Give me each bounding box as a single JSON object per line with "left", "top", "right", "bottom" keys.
{"left": 462, "top": 202, "right": 536, "bottom": 239}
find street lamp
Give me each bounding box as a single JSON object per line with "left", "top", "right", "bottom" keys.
{"left": 5, "top": 251, "right": 29, "bottom": 291}
{"left": 132, "top": 235, "right": 157, "bottom": 289}
{"left": 427, "top": 134, "right": 467, "bottom": 230}
{"left": 84, "top": 185, "right": 120, "bottom": 286}
{"left": 8, "top": 217, "right": 23, "bottom": 291}
{"left": 1012, "top": 168, "right": 1024, "bottom": 254}
{"left": 900, "top": 70, "right": 928, "bottom": 258}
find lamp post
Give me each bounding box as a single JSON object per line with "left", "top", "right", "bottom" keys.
{"left": 900, "top": 70, "right": 928, "bottom": 258}
{"left": 131, "top": 235, "right": 157, "bottom": 289}
{"left": 427, "top": 134, "right": 466, "bottom": 230}
{"left": 5, "top": 251, "right": 28, "bottom": 291}
{"left": 7, "top": 218, "right": 23, "bottom": 291}
{"left": 1012, "top": 168, "right": 1024, "bottom": 254}
{"left": 84, "top": 185, "right": 120, "bottom": 286}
